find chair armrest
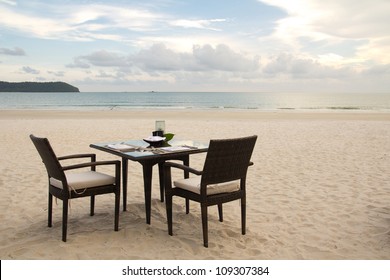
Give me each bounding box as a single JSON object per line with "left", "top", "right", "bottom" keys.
{"left": 62, "top": 160, "right": 120, "bottom": 171}
{"left": 58, "top": 153, "right": 96, "bottom": 161}
{"left": 164, "top": 161, "right": 203, "bottom": 176}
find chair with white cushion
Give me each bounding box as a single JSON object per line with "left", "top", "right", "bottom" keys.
{"left": 30, "top": 134, "right": 120, "bottom": 242}
{"left": 164, "top": 135, "right": 257, "bottom": 247}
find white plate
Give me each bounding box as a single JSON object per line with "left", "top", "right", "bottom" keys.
{"left": 143, "top": 136, "right": 166, "bottom": 143}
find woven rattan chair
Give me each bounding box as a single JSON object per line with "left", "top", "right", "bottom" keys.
{"left": 30, "top": 134, "right": 121, "bottom": 242}
{"left": 164, "top": 135, "right": 257, "bottom": 247}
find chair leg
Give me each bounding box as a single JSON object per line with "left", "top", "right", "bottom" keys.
{"left": 201, "top": 204, "right": 208, "bottom": 248}
{"left": 62, "top": 199, "right": 68, "bottom": 242}
{"left": 183, "top": 156, "right": 190, "bottom": 214}
{"left": 114, "top": 191, "right": 120, "bottom": 231}
{"left": 185, "top": 198, "right": 190, "bottom": 214}
{"left": 241, "top": 198, "right": 246, "bottom": 235}
{"left": 218, "top": 203, "right": 223, "bottom": 222}
{"left": 48, "top": 193, "right": 53, "bottom": 227}
{"left": 166, "top": 194, "right": 173, "bottom": 236}
{"left": 90, "top": 195, "right": 95, "bottom": 216}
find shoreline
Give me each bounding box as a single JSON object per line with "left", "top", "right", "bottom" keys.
{"left": 1, "top": 109, "right": 390, "bottom": 121}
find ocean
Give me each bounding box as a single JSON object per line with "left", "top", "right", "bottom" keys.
{"left": 0, "top": 91, "right": 389, "bottom": 111}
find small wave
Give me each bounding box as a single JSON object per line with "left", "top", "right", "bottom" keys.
{"left": 327, "top": 106, "right": 361, "bottom": 110}
{"left": 301, "top": 106, "right": 365, "bottom": 111}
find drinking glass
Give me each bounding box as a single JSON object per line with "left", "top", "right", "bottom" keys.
{"left": 155, "top": 120, "right": 165, "bottom": 132}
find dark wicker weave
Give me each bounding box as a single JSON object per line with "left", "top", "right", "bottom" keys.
{"left": 30, "top": 135, "right": 121, "bottom": 242}
{"left": 164, "top": 135, "right": 257, "bottom": 247}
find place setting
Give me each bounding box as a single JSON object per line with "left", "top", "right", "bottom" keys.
{"left": 104, "top": 120, "right": 198, "bottom": 154}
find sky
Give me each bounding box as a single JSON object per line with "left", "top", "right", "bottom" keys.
{"left": 0, "top": 0, "right": 389, "bottom": 92}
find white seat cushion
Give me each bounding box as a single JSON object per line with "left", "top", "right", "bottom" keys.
{"left": 50, "top": 171, "right": 115, "bottom": 190}
{"left": 174, "top": 176, "right": 240, "bottom": 195}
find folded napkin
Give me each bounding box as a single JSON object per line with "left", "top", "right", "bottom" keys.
{"left": 107, "top": 143, "right": 137, "bottom": 151}
{"left": 152, "top": 146, "right": 193, "bottom": 154}
{"left": 160, "top": 146, "right": 191, "bottom": 152}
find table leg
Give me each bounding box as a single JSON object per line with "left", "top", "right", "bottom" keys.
{"left": 122, "top": 158, "right": 128, "bottom": 211}
{"left": 183, "top": 155, "right": 190, "bottom": 179}
{"left": 142, "top": 163, "right": 153, "bottom": 224}
{"left": 158, "top": 162, "right": 164, "bottom": 202}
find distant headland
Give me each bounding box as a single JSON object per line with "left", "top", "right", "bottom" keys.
{"left": 0, "top": 81, "right": 79, "bottom": 92}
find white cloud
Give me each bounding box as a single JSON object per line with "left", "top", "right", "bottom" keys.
{"left": 66, "top": 57, "right": 91, "bottom": 69}
{"left": 0, "top": 2, "right": 233, "bottom": 50}
{"left": 259, "top": 0, "right": 390, "bottom": 38}
{"left": 0, "top": 0, "right": 16, "bottom": 5}
{"left": 193, "top": 44, "right": 259, "bottom": 72}
{"left": 69, "top": 4, "right": 161, "bottom": 32}
{"left": 132, "top": 43, "right": 194, "bottom": 71}
{"left": 357, "top": 37, "right": 390, "bottom": 65}
{"left": 0, "top": 7, "right": 65, "bottom": 39}
{"left": 69, "top": 43, "right": 260, "bottom": 74}
{"left": 80, "top": 50, "right": 130, "bottom": 67}
{"left": 258, "top": 0, "right": 390, "bottom": 63}
{"left": 263, "top": 52, "right": 353, "bottom": 79}
{"left": 0, "top": 3, "right": 164, "bottom": 41}
{"left": 170, "top": 18, "right": 226, "bottom": 31}
{"left": 62, "top": 41, "right": 390, "bottom": 92}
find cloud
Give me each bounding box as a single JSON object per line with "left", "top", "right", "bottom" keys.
{"left": 259, "top": 0, "right": 390, "bottom": 38}
{"left": 263, "top": 52, "right": 353, "bottom": 79}
{"left": 132, "top": 43, "right": 194, "bottom": 71}
{"left": 36, "top": 76, "right": 46, "bottom": 81}
{"left": 21, "top": 66, "right": 39, "bottom": 74}
{"left": 68, "top": 50, "right": 130, "bottom": 69}
{"left": 66, "top": 43, "right": 387, "bottom": 88}
{"left": 0, "top": 0, "right": 16, "bottom": 5}
{"left": 0, "top": 2, "right": 231, "bottom": 49}
{"left": 132, "top": 43, "right": 259, "bottom": 73}
{"left": 47, "top": 70, "right": 65, "bottom": 77}
{"left": 68, "top": 4, "right": 162, "bottom": 34}
{"left": 361, "top": 64, "right": 390, "bottom": 76}
{"left": 66, "top": 57, "right": 91, "bottom": 69}
{"left": 258, "top": 0, "right": 390, "bottom": 63}
{"left": 68, "top": 44, "right": 260, "bottom": 74}
{"left": 80, "top": 50, "right": 130, "bottom": 67}
{"left": 0, "top": 47, "right": 26, "bottom": 56}
{"left": 170, "top": 18, "right": 226, "bottom": 31}
{"left": 193, "top": 44, "right": 259, "bottom": 72}
{"left": 0, "top": 3, "right": 168, "bottom": 42}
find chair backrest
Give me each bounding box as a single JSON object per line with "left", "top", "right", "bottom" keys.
{"left": 30, "top": 134, "right": 66, "bottom": 183}
{"left": 201, "top": 135, "right": 257, "bottom": 187}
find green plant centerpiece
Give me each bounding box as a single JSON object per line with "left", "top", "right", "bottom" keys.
{"left": 164, "top": 133, "right": 174, "bottom": 142}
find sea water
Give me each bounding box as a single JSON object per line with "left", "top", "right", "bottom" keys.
{"left": 0, "top": 91, "right": 389, "bottom": 111}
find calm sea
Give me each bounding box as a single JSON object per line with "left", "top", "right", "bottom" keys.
{"left": 0, "top": 92, "right": 389, "bottom": 111}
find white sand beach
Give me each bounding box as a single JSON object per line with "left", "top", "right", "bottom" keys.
{"left": 0, "top": 110, "right": 389, "bottom": 259}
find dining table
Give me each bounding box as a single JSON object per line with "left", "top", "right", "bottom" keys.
{"left": 90, "top": 139, "right": 208, "bottom": 224}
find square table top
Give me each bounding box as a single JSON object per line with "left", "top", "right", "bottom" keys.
{"left": 90, "top": 139, "right": 208, "bottom": 161}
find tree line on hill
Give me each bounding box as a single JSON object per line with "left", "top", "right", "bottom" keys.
{"left": 0, "top": 81, "right": 79, "bottom": 92}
